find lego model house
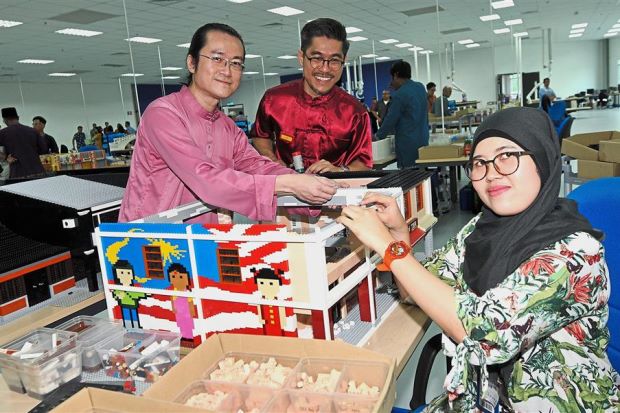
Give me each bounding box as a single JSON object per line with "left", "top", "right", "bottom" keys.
{"left": 94, "top": 170, "right": 435, "bottom": 347}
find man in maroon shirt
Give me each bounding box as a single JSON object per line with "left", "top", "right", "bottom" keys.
{"left": 0, "top": 107, "right": 47, "bottom": 179}
{"left": 251, "top": 18, "right": 372, "bottom": 174}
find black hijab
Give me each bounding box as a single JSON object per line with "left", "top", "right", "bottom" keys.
{"left": 463, "top": 107, "right": 594, "bottom": 296}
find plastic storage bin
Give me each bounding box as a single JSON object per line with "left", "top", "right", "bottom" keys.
{"left": 55, "top": 315, "right": 124, "bottom": 372}
{"left": 97, "top": 329, "right": 180, "bottom": 383}
{"left": 175, "top": 380, "right": 275, "bottom": 412}
{"left": 267, "top": 390, "right": 334, "bottom": 413}
{"left": 0, "top": 328, "right": 81, "bottom": 398}
{"left": 336, "top": 361, "right": 389, "bottom": 396}
{"left": 203, "top": 353, "right": 299, "bottom": 388}
{"left": 288, "top": 358, "right": 347, "bottom": 393}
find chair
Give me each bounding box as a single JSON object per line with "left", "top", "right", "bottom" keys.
{"left": 567, "top": 178, "right": 620, "bottom": 371}
{"left": 556, "top": 116, "right": 574, "bottom": 143}
{"left": 547, "top": 100, "right": 567, "bottom": 126}
{"left": 409, "top": 334, "right": 450, "bottom": 411}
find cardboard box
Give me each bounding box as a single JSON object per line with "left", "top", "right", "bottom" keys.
{"left": 561, "top": 131, "right": 620, "bottom": 161}
{"left": 51, "top": 388, "right": 203, "bottom": 412}
{"left": 577, "top": 159, "right": 620, "bottom": 179}
{"left": 144, "top": 333, "right": 396, "bottom": 413}
{"left": 598, "top": 139, "right": 620, "bottom": 163}
{"left": 418, "top": 144, "right": 464, "bottom": 160}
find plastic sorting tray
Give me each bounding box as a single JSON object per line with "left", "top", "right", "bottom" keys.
{"left": 96, "top": 329, "right": 180, "bottom": 383}
{"left": 287, "top": 358, "right": 347, "bottom": 393}
{"left": 0, "top": 327, "right": 81, "bottom": 399}
{"left": 175, "top": 380, "right": 276, "bottom": 413}
{"left": 266, "top": 390, "right": 335, "bottom": 413}
{"left": 203, "top": 352, "right": 299, "bottom": 388}
{"left": 54, "top": 316, "right": 124, "bottom": 372}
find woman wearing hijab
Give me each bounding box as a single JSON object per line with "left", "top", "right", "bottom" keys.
{"left": 338, "top": 107, "right": 620, "bottom": 412}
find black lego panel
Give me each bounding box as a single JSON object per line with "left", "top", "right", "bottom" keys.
{"left": 367, "top": 168, "right": 434, "bottom": 191}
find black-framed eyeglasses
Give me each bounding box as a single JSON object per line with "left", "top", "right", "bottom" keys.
{"left": 199, "top": 54, "right": 245, "bottom": 71}
{"left": 303, "top": 53, "right": 345, "bottom": 70}
{"left": 465, "top": 151, "right": 534, "bottom": 181}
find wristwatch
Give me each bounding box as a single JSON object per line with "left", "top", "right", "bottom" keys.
{"left": 383, "top": 240, "right": 411, "bottom": 270}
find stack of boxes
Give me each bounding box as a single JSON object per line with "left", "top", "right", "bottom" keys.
{"left": 562, "top": 131, "right": 620, "bottom": 179}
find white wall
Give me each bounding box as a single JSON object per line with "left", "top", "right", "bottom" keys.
{"left": 222, "top": 75, "right": 281, "bottom": 122}
{"left": 0, "top": 80, "right": 135, "bottom": 149}
{"left": 609, "top": 37, "right": 620, "bottom": 87}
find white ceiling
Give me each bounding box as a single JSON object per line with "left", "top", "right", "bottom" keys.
{"left": 1, "top": 0, "right": 619, "bottom": 84}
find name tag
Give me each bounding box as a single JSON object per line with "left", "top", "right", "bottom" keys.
{"left": 279, "top": 133, "right": 294, "bottom": 143}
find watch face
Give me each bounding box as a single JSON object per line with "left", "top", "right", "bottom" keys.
{"left": 390, "top": 242, "right": 406, "bottom": 256}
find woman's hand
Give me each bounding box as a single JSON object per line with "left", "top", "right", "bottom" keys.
{"left": 360, "top": 193, "right": 409, "bottom": 243}
{"left": 337, "top": 205, "right": 394, "bottom": 254}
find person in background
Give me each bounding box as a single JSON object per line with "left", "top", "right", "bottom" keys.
{"left": 375, "top": 61, "right": 429, "bottom": 168}
{"left": 426, "top": 81, "right": 436, "bottom": 113}
{"left": 338, "top": 107, "right": 620, "bottom": 411}
{"left": 32, "top": 116, "right": 59, "bottom": 153}
{"left": 251, "top": 18, "right": 372, "bottom": 174}
{"left": 538, "top": 77, "right": 555, "bottom": 101}
{"left": 115, "top": 123, "right": 126, "bottom": 134}
{"left": 432, "top": 86, "right": 454, "bottom": 116}
{"left": 93, "top": 126, "right": 103, "bottom": 149}
{"left": 0, "top": 145, "right": 10, "bottom": 180}
{"left": 234, "top": 110, "right": 247, "bottom": 122}
{"left": 124, "top": 121, "right": 136, "bottom": 134}
{"left": 119, "top": 22, "right": 340, "bottom": 224}
{"left": 0, "top": 107, "right": 47, "bottom": 179}
{"left": 90, "top": 123, "right": 98, "bottom": 139}
{"left": 376, "top": 90, "right": 390, "bottom": 125}
{"left": 72, "top": 125, "right": 87, "bottom": 151}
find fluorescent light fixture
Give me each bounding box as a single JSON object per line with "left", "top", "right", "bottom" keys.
{"left": 491, "top": 0, "right": 514, "bottom": 9}
{"left": 297, "top": 67, "right": 303, "bottom": 70}
{"left": 277, "top": 55, "right": 297, "bottom": 59}
{"left": 480, "top": 14, "right": 500, "bottom": 22}
{"left": 568, "top": 33, "right": 582, "bottom": 38}
{"left": 348, "top": 36, "right": 367, "bottom": 42}
{"left": 409, "top": 46, "right": 424, "bottom": 51}
{"left": 570, "top": 28, "right": 585, "bottom": 34}
{"left": 267, "top": 6, "right": 304, "bottom": 16}
{"left": 608, "top": 27, "right": 620, "bottom": 32}
{"left": 177, "top": 43, "right": 190, "bottom": 48}
{"left": 127, "top": 36, "right": 161, "bottom": 44}
{"left": 18, "top": 59, "right": 54, "bottom": 64}
{"left": 48, "top": 72, "right": 76, "bottom": 77}
{"left": 395, "top": 43, "right": 412, "bottom": 48}
{"left": 604, "top": 32, "right": 618, "bottom": 37}
{"left": 361, "top": 54, "right": 378, "bottom": 58}
{"left": 419, "top": 50, "right": 433, "bottom": 55}
{"left": 457, "top": 39, "right": 474, "bottom": 45}
{"left": 465, "top": 43, "right": 480, "bottom": 48}
{"left": 121, "top": 73, "right": 144, "bottom": 77}
{"left": 612, "top": 23, "right": 620, "bottom": 29}
{"left": 245, "top": 54, "right": 261, "bottom": 58}
{"left": 227, "top": 0, "right": 252, "bottom": 3}
{"left": 263, "top": 72, "right": 279, "bottom": 76}
{"left": 504, "top": 18, "right": 523, "bottom": 26}
{"left": 494, "top": 28, "right": 510, "bottom": 34}
{"left": 376, "top": 56, "right": 391, "bottom": 60}
{"left": 345, "top": 27, "right": 362, "bottom": 34}
{"left": 162, "top": 76, "right": 180, "bottom": 79}
{"left": 161, "top": 66, "right": 182, "bottom": 71}
{"left": 0, "top": 20, "right": 23, "bottom": 28}
{"left": 55, "top": 28, "right": 102, "bottom": 37}
{"left": 571, "top": 23, "right": 588, "bottom": 29}
{"left": 380, "top": 39, "right": 399, "bottom": 44}
{"left": 513, "top": 31, "right": 529, "bottom": 37}
{"left": 243, "top": 71, "right": 259, "bottom": 74}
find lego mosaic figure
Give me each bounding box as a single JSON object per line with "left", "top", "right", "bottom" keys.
{"left": 168, "top": 263, "right": 196, "bottom": 344}
{"left": 252, "top": 268, "right": 286, "bottom": 336}
{"left": 112, "top": 260, "right": 147, "bottom": 328}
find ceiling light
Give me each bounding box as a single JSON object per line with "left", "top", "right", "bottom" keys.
{"left": 395, "top": 43, "right": 412, "bottom": 48}
{"left": 608, "top": 27, "right": 620, "bottom": 32}
{"left": 513, "top": 31, "right": 529, "bottom": 37}
{"left": 570, "top": 29, "right": 585, "bottom": 35}
{"left": 376, "top": 56, "right": 391, "bottom": 60}
{"left": 161, "top": 66, "right": 182, "bottom": 71}
{"left": 409, "top": 46, "right": 424, "bottom": 51}
{"left": 604, "top": 32, "right": 618, "bottom": 37}
{"left": 612, "top": 23, "right": 620, "bottom": 29}
{"left": 18, "top": 59, "right": 54, "bottom": 64}
{"left": 361, "top": 54, "right": 378, "bottom": 58}
{"left": 121, "top": 73, "right": 144, "bottom": 77}
{"left": 245, "top": 54, "right": 261, "bottom": 58}
{"left": 297, "top": 68, "right": 303, "bottom": 70}
{"left": 48, "top": 72, "right": 76, "bottom": 77}
{"left": 345, "top": 27, "right": 362, "bottom": 34}
{"left": 277, "top": 55, "right": 297, "bottom": 59}
{"left": 504, "top": 19, "right": 523, "bottom": 26}
{"left": 380, "top": 39, "right": 399, "bottom": 44}
{"left": 177, "top": 43, "right": 190, "bottom": 48}
{"left": 162, "top": 76, "right": 180, "bottom": 79}
{"left": 491, "top": 0, "right": 514, "bottom": 9}
{"left": 227, "top": 0, "right": 252, "bottom": 3}
{"left": 568, "top": 33, "right": 582, "bottom": 38}
{"left": 494, "top": 28, "right": 510, "bottom": 34}
{"left": 55, "top": 28, "right": 102, "bottom": 37}
{"left": 127, "top": 37, "right": 161, "bottom": 44}
{"left": 419, "top": 50, "right": 433, "bottom": 55}
{"left": 348, "top": 36, "right": 367, "bottom": 42}
{"left": 267, "top": 6, "right": 304, "bottom": 16}
{"left": 0, "top": 20, "right": 23, "bottom": 28}
{"left": 244, "top": 71, "right": 259, "bottom": 74}
{"left": 571, "top": 23, "right": 588, "bottom": 29}
{"left": 458, "top": 39, "right": 474, "bottom": 45}
{"left": 465, "top": 43, "right": 480, "bottom": 48}
{"left": 263, "top": 72, "right": 279, "bottom": 76}
{"left": 480, "top": 14, "right": 500, "bottom": 22}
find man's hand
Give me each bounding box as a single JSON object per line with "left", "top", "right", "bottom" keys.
{"left": 306, "top": 159, "right": 342, "bottom": 174}
{"left": 276, "top": 174, "right": 341, "bottom": 204}
{"left": 7, "top": 154, "right": 17, "bottom": 164}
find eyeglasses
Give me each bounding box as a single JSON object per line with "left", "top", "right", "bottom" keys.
{"left": 303, "top": 53, "right": 345, "bottom": 70}
{"left": 465, "top": 151, "right": 533, "bottom": 181}
{"left": 199, "top": 54, "right": 245, "bottom": 71}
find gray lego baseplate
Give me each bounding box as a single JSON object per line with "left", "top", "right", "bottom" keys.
{"left": 0, "top": 175, "right": 124, "bottom": 210}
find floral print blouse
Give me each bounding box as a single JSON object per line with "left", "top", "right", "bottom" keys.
{"left": 423, "top": 215, "right": 620, "bottom": 412}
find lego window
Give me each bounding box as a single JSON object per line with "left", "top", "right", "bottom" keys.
{"left": 0, "top": 277, "right": 27, "bottom": 305}
{"left": 46, "top": 261, "right": 73, "bottom": 285}
{"left": 142, "top": 245, "right": 165, "bottom": 279}
{"left": 217, "top": 247, "right": 241, "bottom": 283}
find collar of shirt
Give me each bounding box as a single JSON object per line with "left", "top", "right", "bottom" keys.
{"left": 180, "top": 85, "right": 221, "bottom": 122}
{"left": 297, "top": 78, "right": 337, "bottom": 107}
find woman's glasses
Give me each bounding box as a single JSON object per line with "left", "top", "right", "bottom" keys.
{"left": 465, "top": 151, "right": 533, "bottom": 181}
